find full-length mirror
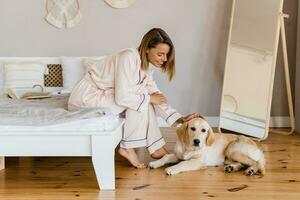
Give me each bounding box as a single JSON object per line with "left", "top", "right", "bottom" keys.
{"left": 219, "top": 0, "right": 284, "bottom": 139}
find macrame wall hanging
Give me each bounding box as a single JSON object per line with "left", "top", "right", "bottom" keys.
{"left": 104, "top": 0, "right": 136, "bottom": 9}
{"left": 45, "top": 0, "right": 82, "bottom": 29}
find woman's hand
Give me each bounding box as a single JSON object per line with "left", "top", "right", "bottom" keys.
{"left": 173, "top": 112, "right": 205, "bottom": 126}
{"left": 150, "top": 92, "right": 168, "bottom": 105}
{"left": 181, "top": 112, "right": 205, "bottom": 122}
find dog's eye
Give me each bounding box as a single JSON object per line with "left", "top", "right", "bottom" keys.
{"left": 201, "top": 129, "right": 206, "bottom": 133}
{"left": 190, "top": 127, "right": 196, "bottom": 131}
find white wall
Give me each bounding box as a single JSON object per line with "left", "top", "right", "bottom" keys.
{"left": 0, "top": 0, "right": 297, "bottom": 117}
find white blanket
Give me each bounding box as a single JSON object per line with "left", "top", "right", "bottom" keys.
{"left": 0, "top": 94, "right": 105, "bottom": 126}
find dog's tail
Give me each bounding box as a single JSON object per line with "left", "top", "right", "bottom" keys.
{"left": 226, "top": 138, "right": 266, "bottom": 175}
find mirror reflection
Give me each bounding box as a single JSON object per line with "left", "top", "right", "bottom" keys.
{"left": 219, "top": 0, "right": 283, "bottom": 138}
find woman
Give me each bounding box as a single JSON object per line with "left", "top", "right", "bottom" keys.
{"left": 68, "top": 28, "right": 203, "bottom": 168}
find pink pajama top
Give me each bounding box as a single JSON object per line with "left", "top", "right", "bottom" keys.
{"left": 68, "top": 48, "right": 182, "bottom": 126}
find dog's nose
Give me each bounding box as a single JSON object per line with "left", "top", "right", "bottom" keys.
{"left": 193, "top": 139, "right": 200, "bottom": 146}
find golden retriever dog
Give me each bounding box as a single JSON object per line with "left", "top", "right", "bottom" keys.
{"left": 149, "top": 118, "right": 266, "bottom": 176}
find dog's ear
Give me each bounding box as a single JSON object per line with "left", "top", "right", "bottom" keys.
{"left": 176, "top": 122, "right": 189, "bottom": 147}
{"left": 206, "top": 128, "right": 215, "bottom": 146}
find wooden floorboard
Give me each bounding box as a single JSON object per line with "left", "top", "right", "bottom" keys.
{"left": 0, "top": 128, "right": 299, "bottom": 200}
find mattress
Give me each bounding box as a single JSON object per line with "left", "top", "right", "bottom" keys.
{"left": 0, "top": 116, "right": 124, "bottom": 133}
{"left": 0, "top": 94, "right": 123, "bottom": 133}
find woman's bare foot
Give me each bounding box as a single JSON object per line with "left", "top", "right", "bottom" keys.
{"left": 118, "top": 148, "right": 146, "bottom": 168}
{"left": 151, "top": 147, "right": 168, "bottom": 159}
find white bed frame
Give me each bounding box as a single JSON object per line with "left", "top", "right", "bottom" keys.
{"left": 0, "top": 57, "right": 124, "bottom": 190}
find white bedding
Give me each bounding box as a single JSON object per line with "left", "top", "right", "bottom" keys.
{"left": 0, "top": 116, "right": 123, "bottom": 133}
{"left": 0, "top": 94, "right": 121, "bottom": 132}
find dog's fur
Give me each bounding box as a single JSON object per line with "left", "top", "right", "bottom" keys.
{"left": 149, "top": 118, "right": 266, "bottom": 176}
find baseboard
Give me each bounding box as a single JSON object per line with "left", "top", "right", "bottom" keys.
{"left": 157, "top": 116, "right": 292, "bottom": 128}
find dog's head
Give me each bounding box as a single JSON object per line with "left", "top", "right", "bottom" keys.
{"left": 176, "top": 118, "right": 215, "bottom": 150}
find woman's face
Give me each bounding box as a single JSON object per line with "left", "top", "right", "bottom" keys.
{"left": 146, "top": 43, "right": 170, "bottom": 68}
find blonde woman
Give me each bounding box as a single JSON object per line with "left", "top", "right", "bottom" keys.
{"left": 68, "top": 28, "right": 203, "bottom": 168}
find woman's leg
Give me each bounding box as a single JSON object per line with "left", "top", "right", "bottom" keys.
{"left": 119, "top": 108, "right": 149, "bottom": 168}
{"left": 149, "top": 104, "right": 182, "bottom": 159}
{"left": 146, "top": 105, "right": 168, "bottom": 158}
{"left": 150, "top": 147, "right": 169, "bottom": 159}
{"left": 119, "top": 105, "right": 169, "bottom": 167}
{"left": 118, "top": 148, "right": 145, "bottom": 168}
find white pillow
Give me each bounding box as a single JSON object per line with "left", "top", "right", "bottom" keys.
{"left": 3, "top": 62, "right": 48, "bottom": 95}
{"left": 0, "top": 59, "right": 51, "bottom": 95}
{"left": 81, "top": 57, "right": 107, "bottom": 71}
{"left": 61, "top": 56, "right": 106, "bottom": 93}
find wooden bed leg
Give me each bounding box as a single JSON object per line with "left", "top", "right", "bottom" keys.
{"left": 0, "top": 157, "right": 5, "bottom": 170}
{"left": 91, "top": 135, "right": 115, "bottom": 190}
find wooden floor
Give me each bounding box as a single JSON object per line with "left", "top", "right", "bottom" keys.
{"left": 0, "top": 128, "right": 300, "bottom": 200}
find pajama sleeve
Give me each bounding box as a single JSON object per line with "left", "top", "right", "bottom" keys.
{"left": 114, "top": 50, "right": 150, "bottom": 112}
{"left": 154, "top": 103, "right": 182, "bottom": 126}
{"left": 146, "top": 74, "right": 160, "bottom": 94}
{"left": 145, "top": 75, "right": 182, "bottom": 126}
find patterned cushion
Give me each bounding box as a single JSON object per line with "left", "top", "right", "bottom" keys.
{"left": 45, "top": 64, "right": 63, "bottom": 87}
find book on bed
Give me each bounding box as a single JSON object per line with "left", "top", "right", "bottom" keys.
{"left": 6, "top": 88, "right": 52, "bottom": 100}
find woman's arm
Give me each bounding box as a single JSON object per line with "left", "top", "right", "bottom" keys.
{"left": 150, "top": 92, "right": 168, "bottom": 105}
{"left": 114, "top": 50, "right": 150, "bottom": 112}
{"left": 146, "top": 74, "right": 160, "bottom": 94}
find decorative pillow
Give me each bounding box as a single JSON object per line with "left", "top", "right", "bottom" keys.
{"left": 0, "top": 60, "right": 48, "bottom": 95}
{"left": 44, "top": 64, "right": 63, "bottom": 87}
{"left": 61, "top": 56, "right": 106, "bottom": 93}
{"left": 3, "top": 63, "right": 48, "bottom": 96}
{"left": 81, "top": 57, "right": 107, "bottom": 71}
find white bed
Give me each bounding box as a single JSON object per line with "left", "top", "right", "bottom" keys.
{"left": 0, "top": 57, "right": 124, "bottom": 190}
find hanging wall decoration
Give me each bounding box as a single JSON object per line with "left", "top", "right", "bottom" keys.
{"left": 104, "top": 0, "right": 136, "bottom": 9}
{"left": 45, "top": 0, "right": 82, "bottom": 29}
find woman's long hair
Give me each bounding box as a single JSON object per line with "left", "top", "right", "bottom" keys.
{"left": 138, "top": 28, "right": 175, "bottom": 81}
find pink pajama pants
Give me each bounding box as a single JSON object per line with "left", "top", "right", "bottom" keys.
{"left": 120, "top": 104, "right": 181, "bottom": 154}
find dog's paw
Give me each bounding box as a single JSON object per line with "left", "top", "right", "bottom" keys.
{"left": 245, "top": 167, "right": 256, "bottom": 176}
{"left": 182, "top": 155, "right": 189, "bottom": 161}
{"left": 183, "top": 152, "right": 193, "bottom": 160}
{"left": 148, "top": 161, "right": 161, "bottom": 169}
{"left": 165, "top": 166, "right": 179, "bottom": 176}
{"left": 224, "top": 165, "right": 234, "bottom": 173}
